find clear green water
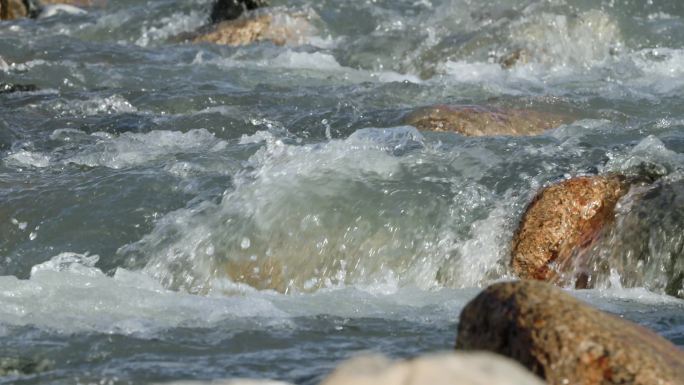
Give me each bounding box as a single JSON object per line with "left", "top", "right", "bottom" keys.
{"left": 0, "top": 0, "right": 683, "bottom": 384}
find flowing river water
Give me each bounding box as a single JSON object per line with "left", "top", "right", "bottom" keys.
{"left": 1, "top": 0, "right": 684, "bottom": 384}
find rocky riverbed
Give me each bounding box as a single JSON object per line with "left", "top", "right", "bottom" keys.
{"left": 1, "top": 0, "right": 683, "bottom": 384}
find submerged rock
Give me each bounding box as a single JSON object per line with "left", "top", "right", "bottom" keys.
{"left": 404, "top": 105, "right": 570, "bottom": 136}
{"left": 0, "top": 83, "right": 39, "bottom": 93}
{"left": 320, "top": 352, "right": 544, "bottom": 385}
{"left": 0, "top": 0, "right": 28, "bottom": 19}
{"left": 0, "top": 356, "right": 53, "bottom": 376}
{"left": 192, "top": 10, "right": 315, "bottom": 47}
{"left": 456, "top": 280, "right": 684, "bottom": 385}
{"left": 511, "top": 175, "right": 627, "bottom": 283}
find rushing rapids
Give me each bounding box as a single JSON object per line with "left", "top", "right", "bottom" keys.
{"left": 1, "top": 0, "right": 684, "bottom": 383}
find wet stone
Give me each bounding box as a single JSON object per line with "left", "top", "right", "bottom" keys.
{"left": 456, "top": 280, "right": 684, "bottom": 385}
{"left": 192, "top": 11, "right": 315, "bottom": 47}
{"left": 0, "top": 0, "right": 28, "bottom": 19}
{"left": 0, "top": 83, "right": 39, "bottom": 94}
{"left": 511, "top": 175, "right": 627, "bottom": 283}
{"left": 320, "top": 352, "right": 544, "bottom": 385}
{"left": 404, "top": 105, "right": 570, "bottom": 137}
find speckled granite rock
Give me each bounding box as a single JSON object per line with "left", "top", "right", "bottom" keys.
{"left": 456, "top": 280, "right": 684, "bottom": 385}
{"left": 0, "top": 0, "right": 28, "bottom": 19}
{"left": 511, "top": 175, "right": 627, "bottom": 283}
{"left": 404, "top": 105, "right": 569, "bottom": 136}
{"left": 320, "top": 352, "right": 544, "bottom": 385}
{"left": 193, "top": 11, "right": 315, "bottom": 47}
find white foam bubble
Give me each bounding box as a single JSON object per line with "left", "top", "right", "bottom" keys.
{"left": 51, "top": 95, "right": 137, "bottom": 117}
{"left": 136, "top": 11, "right": 207, "bottom": 47}
{"left": 62, "top": 129, "right": 226, "bottom": 169}
{"left": 4, "top": 150, "right": 51, "bottom": 168}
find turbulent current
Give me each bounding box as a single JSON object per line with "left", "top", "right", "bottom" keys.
{"left": 1, "top": 0, "right": 684, "bottom": 383}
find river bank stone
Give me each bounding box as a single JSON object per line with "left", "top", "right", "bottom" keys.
{"left": 404, "top": 105, "right": 569, "bottom": 136}
{"left": 456, "top": 280, "right": 684, "bottom": 385}
{"left": 192, "top": 10, "right": 315, "bottom": 47}
{"left": 320, "top": 352, "right": 544, "bottom": 385}
{"left": 511, "top": 175, "right": 627, "bottom": 283}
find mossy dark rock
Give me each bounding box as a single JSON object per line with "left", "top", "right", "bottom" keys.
{"left": 0, "top": 83, "right": 39, "bottom": 94}
{"left": 209, "top": 0, "right": 269, "bottom": 24}
{"left": 456, "top": 280, "right": 684, "bottom": 385}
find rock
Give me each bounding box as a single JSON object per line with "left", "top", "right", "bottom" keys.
{"left": 498, "top": 48, "right": 531, "bottom": 69}
{"left": 210, "top": 0, "right": 269, "bottom": 24}
{"left": 0, "top": 83, "right": 39, "bottom": 94}
{"left": 511, "top": 175, "right": 627, "bottom": 284}
{"left": 404, "top": 105, "right": 570, "bottom": 136}
{"left": 579, "top": 179, "right": 684, "bottom": 297}
{"left": 320, "top": 352, "right": 544, "bottom": 385}
{"left": 0, "top": 356, "right": 53, "bottom": 376}
{"left": 0, "top": 0, "right": 28, "bottom": 19}
{"left": 192, "top": 10, "right": 315, "bottom": 47}
{"left": 0, "top": 0, "right": 94, "bottom": 19}
{"left": 456, "top": 280, "right": 684, "bottom": 385}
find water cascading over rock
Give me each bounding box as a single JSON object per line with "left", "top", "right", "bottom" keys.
{"left": 404, "top": 105, "right": 571, "bottom": 136}
{"left": 188, "top": 0, "right": 317, "bottom": 47}
{"left": 511, "top": 175, "right": 628, "bottom": 284}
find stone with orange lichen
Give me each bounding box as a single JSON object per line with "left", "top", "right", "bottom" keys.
{"left": 192, "top": 11, "right": 315, "bottom": 47}
{"left": 456, "top": 280, "right": 684, "bottom": 385}
{"left": 404, "top": 105, "right": 570, "bottom": 136}
{"left": 511, "top": 175, "right": 627, "bottom": 283}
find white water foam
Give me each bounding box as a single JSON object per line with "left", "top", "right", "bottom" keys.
{"left": 51, "top": 95, "right": 137, "bottom": 117}
{"left": 61, "top": 129, "right": 227, "bottom": 169}
{"left": 136, "top": 11, "right": 207, "bottom": 47}
{"left": 4, "top": 150, "right": 51, "bottom": 169}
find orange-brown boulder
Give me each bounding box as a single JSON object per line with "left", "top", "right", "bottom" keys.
{"left": 192, "top": 11, "right": 315, "bottom": 47}
{"left": 456, "top": 280, "right": 684, "bottom": 385}
{"left": 404, "top": 105, "right": 570, "bottom": 136}
{"left": 0, "top": 0, "right": 28, "bottom": 19}
{"left": 511, "top": 175, "right": 627, "bottom": 283}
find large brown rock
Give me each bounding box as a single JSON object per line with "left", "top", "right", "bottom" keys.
{"left": 320, "top": 352, "right": 544, "bottom": 385}
{"left": 404, "top": 105, "right": 570, "bottom": 136}
{"left": 192, "top": 11, "right": 315, "bottom": 47}
{"left": 511, "top": 175, "right": 627, "bottom": 283}
{"left": 456, "top": 280, "right": 684, "bottom": 385}
{"left": 0, "top": 0, "right": 28, "bottom": 19}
